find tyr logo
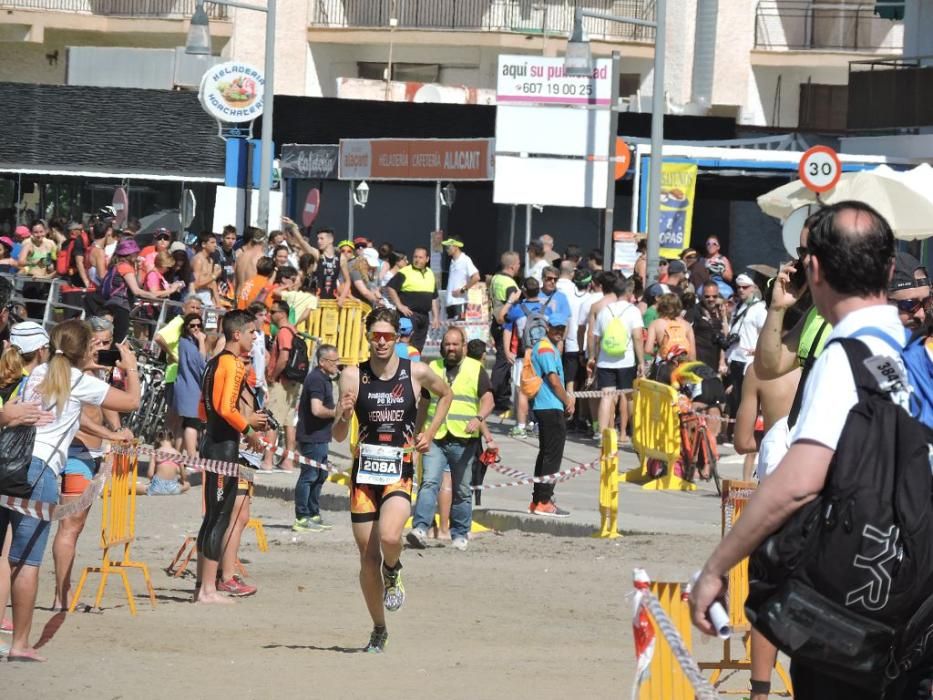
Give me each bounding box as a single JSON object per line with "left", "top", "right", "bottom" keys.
{"left": 845, "top": 524, "right": 899, "bottom": 612}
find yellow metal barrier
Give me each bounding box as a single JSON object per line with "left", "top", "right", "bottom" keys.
{"left": 305, "top": 299, "right": 370, "bottom": 365}
{"left": 594, "top": 428, "right": 620, "bottom": 538}
{"left": 639, "top": 580, "right": 695, "bottom": 700}
{"left": 699, "top": 479, "right": 793, "bottom": 696}
{"left": 70, "top": 447, "right": 156, "bottom": 616}
{"left": 627, "top": 378, "right": 695, "bottom": 491}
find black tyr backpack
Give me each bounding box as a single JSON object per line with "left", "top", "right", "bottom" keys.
{"left": 746, "top": 338, "right": 933, "bottom": 690}
{"left": 282, "top": 331, "right": 310, "bottom": 383}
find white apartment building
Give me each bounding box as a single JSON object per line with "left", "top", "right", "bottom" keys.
{"left": 0, "top": 0, "right": 918, "bottom": 131}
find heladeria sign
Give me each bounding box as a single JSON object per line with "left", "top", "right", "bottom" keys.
{"left": 199, "top": 61, "right": 265, "bottom": 123}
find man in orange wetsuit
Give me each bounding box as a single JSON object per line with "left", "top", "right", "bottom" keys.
{"left": 194, "top": 309, "right": 267, "bottom": 604}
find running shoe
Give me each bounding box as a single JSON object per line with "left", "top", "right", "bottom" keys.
{"left": 382, "top": 565, "right": 405, "bottom": 612}
{"left": 217, "top": 575, "right": 258, "bottom": 597}
{"left": 309, "top": 515, "right": 332, "bottom": 531}
{"left": 452, "top": 538, "right": 468, "bottom": 551}
{"left": 509, "top": 426, "right": 527, "bottom": 439}
{"left": 365, "top": 626, "right": 389, "bottom": 653}
{"left": 406, "top": 527, "right": 427, "bottom": 549}
{"left": 527, "top": 421, "right": 538, "bottom": 436}
{"left": 291, "top": 517, "right": 322, "bottom": 533}
{"left": 534, "top": 500, "right": 570, "bottom": 518}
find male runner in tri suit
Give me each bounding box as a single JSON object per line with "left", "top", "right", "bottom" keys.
{"left": 332, "top": 307, "right": 452, "bottom": 651}
{"left": 195, "top": 310, "right": 267, "bottom": 604}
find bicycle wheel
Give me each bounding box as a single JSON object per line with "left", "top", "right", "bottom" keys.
{"left": 700, "top": 429, "right": 722, "bottom": 497}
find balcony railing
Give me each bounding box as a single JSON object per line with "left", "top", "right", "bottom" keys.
{"left": 311, "top": 0, "right": 656, "bottom": 42}
{"left": 848, "top": 56, "right": 933, "bottom": 130}
{"left": 754, "top": 1, "right": 903, "bottom": 51}
{"left": 0, "top": 0, "right": 229, "bottom": 19}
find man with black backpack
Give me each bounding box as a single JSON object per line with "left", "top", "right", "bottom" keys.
{"left": 266, "top": 300, "right": 308, "bottom": 472}
{"left": 690, "top": 201, "right": 933, "bottom": 699}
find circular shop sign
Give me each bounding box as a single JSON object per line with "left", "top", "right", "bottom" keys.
{"left": 798, "top": 145, "right": 841, "bottom": 194}
{"left": 199, "top": 61, "right": 265, "bottom": 123}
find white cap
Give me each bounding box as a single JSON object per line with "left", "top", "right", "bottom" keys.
{"left": 362, "top": 248, "right": 380, "bottom": 269}
{"left": 10, "top": 321, "right": 50, "bottom": 353}
{"left": 735, "top": 273, "right": 754, "bottom": 288}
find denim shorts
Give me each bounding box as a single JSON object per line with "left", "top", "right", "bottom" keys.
{"left": 0, "top": 457, "right": 59, "bottom": 566}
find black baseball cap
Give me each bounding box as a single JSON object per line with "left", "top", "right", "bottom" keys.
{"left": 889, "top": 251, "right": 926, "bottom": 293}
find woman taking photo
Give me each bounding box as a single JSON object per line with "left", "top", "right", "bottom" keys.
{"left": 101, "top": 239, "right": 180, "bottom": 343}
{"left": 0, "top": 321, "right": 51, "bottom": 639}
{"left": 0, "top": 319, "right": 140, "bottom": 661}
{"left": 174, "top": 312, "right": 207, "bottom": 456}
{"left": 51, "top": 316, "right": 132, "bottom": 611}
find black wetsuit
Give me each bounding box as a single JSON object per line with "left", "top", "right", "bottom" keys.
{"left": 196, "top": 351, "right": 249, "bottom": 562}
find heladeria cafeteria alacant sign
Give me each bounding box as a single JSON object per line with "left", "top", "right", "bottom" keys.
{"left": 199, "top": 61, "right": 265, "bottom": 123}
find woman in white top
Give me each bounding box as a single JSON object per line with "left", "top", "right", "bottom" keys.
{"left": 0, "top": 319, "right": 140, "bottom": 662}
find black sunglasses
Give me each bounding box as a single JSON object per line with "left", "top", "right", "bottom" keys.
{"left": 188, "top": 323, "right": 202, "bottom": 329}
{"left": 892, "top": 297, "right": 930, "bottom": 314}
{"left": 544, "top": 276, "right": 558, "bottom": 282}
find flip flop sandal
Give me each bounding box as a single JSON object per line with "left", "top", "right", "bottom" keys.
{"left": 7, "top": 649, "right": 46, "bottom": 662}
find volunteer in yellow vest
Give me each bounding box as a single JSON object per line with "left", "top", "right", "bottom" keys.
{"left": 489, "top": 251, "right": 521, "bottom": 412}
{"left": 385, "top": 246, "right": 440, "bottom": 352}
{"left": 406, "top": 327, "right": 493, "bottom": 551}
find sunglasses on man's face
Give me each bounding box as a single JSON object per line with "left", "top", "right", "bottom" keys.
{"left": 367, "top": 331, "right": 397, "bottom": 344}
{"left": 703, "top": 294, "right": 720, "bottom": 300}
{"left": 543, "top": 276, "right": 558, "bottom": 282}
{"left": 892, "top": 297, "right": 930, "bottom": 315}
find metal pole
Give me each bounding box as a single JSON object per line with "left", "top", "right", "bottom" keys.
{"left": 524, "top": 204, "right": 532, "bottom": 270}
{"left": 257, "top": 0, "right": 276, "bottom": 233}
{"left": 604, "top": 51, "right": 620, "bottom": 271}
{"left": 646, "top": 0, "right": 666, "bottom": 283}
{"left": 348, "top": 180, "right": 355, "bottom": 237}
{"left": 435, "top": 181, "right": 441, "bottom": 231}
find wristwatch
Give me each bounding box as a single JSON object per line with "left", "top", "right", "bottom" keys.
{"left": 475, "top": 414, "right": 485, "bottom": 422}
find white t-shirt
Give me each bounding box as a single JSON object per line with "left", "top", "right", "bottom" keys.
{"left": 251, "top": 333, "right": 267, "bottom": 390}
{"left": 725, "top": 299, "right": 767, "bottom": 365}
{"left": 557, "top": 279, "right": 587, "bottom": 354}
{"left": 445, "top": 252, "right": 479, "bottom": 307}
{"left": 789, "top": 304, "right": 908, "bottom": 452}
{"left": 22, "top": 365, "right": 110, "bottom": 476}
{"left": 578, "top": 292, "right": 604, "bottom": 358}
{"left": 527, "top": 259, "right": 548, "bottom": 285}
{"left": 594, "top": 300, "right": 644, "bottom": 369}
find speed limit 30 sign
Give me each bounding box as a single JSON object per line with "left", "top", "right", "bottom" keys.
{"left": 798, "top": 145, "right": 841, "bottom": 193}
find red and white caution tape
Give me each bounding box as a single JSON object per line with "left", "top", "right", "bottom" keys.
{"left": 632, "top": 568, "right": 720, "bottom": 700}
{"left": 0, "top": 456, "right": 113, "bottom": 522}
{"left": 631, "top": 569, "right": 656, "bottom": 700}
{"left": 472, "top": 459, "right": 598, "bottom": 491}
{"left": 571, "top": 389, "right": 633, "bottom": 399}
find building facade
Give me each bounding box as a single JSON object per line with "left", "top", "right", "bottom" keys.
{"left": 0, "top": 0, "right": 908, "bottom": 130}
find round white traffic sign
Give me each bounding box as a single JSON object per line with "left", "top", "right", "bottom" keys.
{"left": 798, "top": 145, "right": 841, "bottom": 193}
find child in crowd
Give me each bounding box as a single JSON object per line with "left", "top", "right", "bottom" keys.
{"left": 143, "top": 431, "right": 190, "bottom": 496}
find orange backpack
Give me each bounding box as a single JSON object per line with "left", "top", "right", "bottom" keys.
{"left": 519, "top": 348, "right": 542, "bottom": 398}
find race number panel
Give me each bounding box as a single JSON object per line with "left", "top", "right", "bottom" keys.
{"left": 357, "top": 444, "right": 404, "bottom": 486}
{"left": 798, "top": 145, "right": 841, "bottom": 194}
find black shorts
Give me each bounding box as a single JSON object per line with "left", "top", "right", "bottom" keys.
{"left": 561, "top": 352, "right": 581, "bottom": 386}
{"left": 694, "top": 378, "right": 726, "bottom": 408}
{"left": 182, "top": 416, "right": 204, "bottom": 430}
{"left": 596, "top": 366, "right": 637, "bottom": 391}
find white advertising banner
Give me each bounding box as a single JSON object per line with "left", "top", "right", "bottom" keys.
{"left": 495, "top": 105, "right": 610, "bottom": 157}
{"left": 493, "top": 155, "right": 608, "bottom": 208}
{"left": 496, "top": 55, "right": 612, "bottom": 106}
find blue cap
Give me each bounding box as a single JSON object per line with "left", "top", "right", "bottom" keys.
{"left": 547, "top": 311, "right": 569, "bottom": 328}
{"left": 398, "top": 317, "right": 413, "bottom": 335}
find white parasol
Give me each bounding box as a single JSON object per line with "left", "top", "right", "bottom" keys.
{"left": 757, "top": 164, "right": 933, "bottom": 241}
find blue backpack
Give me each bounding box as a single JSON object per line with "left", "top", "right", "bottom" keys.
{"left": 856, "top": 327, "right": 933, "bottom": 428}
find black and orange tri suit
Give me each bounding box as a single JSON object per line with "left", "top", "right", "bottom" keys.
{"left": 350, "top": 358, "right": 418, "bottom": 523}
{"left": 197, "top": 350, "right": 251, "bottom": 561}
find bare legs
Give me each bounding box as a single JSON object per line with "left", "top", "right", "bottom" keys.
{"left": 51, "top": 495, "right": 90, "bottom": 610}
{"left": 350, "top": 496, "right": 409, "bottom": 629}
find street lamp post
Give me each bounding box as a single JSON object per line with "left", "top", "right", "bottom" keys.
{"left": 186, "top": 0, "right": 276, "bottom": 234}
{"left": 565, "top": 2, "right": 667, "bottom": 283}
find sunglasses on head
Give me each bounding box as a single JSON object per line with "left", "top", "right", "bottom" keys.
{"left": 367, "top": 330, "right": 397, "bottom": 343}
